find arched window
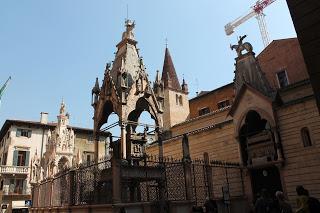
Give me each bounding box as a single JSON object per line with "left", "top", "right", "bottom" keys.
{"left": 179, "top": 95, "right": 183, "bottom": 106}
{"left": 176, "top": 94, "right": 179, "bottom": 105}
{"left": 301, "top": 127, "right": 312, "bottom": 147}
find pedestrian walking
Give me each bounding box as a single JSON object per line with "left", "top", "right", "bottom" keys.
{"left": 204, "top": 197, "right": 218, "bottom": 213}
{"left": 296, "top": 185, "right": 309, "bottom": 213}
{"left": 275, "top": 191, "right": 293, "bottom": 213}
{"left": 255, "top": 189, "right": 273, "bottom": 213}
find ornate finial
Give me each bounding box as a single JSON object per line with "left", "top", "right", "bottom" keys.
{"left": 106, "top": 62, "right": 111, "bottom": 70}
{"left": 182, "top": 74, "right": 188, "bottom": 93}
{"left": 60, "top": 99, "right": 66, "bottom": 114}
{"left": 230, "top": 35, "right": 253, "bottom": 57}
{"left": 155, "top": 70, "right": 161, "bottom": 83}
{"left": 122, "top": 19, "right": 135, "bottom": 40}
{"left": 165, "top": 38, "right": 168, "bottom": 48}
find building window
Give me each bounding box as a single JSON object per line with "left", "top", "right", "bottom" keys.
{"left": 13, "top": 150, "right": 30, "bottom": 166}
{"left": 9, "top": 179, "right": 24, "bottom": 194}
{"left": 87, "top": 136, "right": 94, "bottom": 144}
{"left": 276, "top": 70, "right": 289, "bottom": 88}
{"left": 199, "top": 107, "right": 210, "bottom": 116}
{"left": 84, "top": 152, "right": 94, "bottom": 164}
{"left": 217, "top": 100, "right": 230, "bottom": 109}
{"left": 16, "top": 129, "right": 32, "bottom": 138}
{"left": 301, "top": 127, "right": 312, "bottom": 147}
{"left": 175, "top": 94, "right": 183, "bottom": 106}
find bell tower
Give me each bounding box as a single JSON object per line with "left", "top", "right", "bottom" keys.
{"left": 161, "top": 47, "right": 189, "bottom": 130}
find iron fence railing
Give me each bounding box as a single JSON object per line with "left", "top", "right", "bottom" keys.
{"left": 32, "top": 156, "right": 244, "bottom": 208}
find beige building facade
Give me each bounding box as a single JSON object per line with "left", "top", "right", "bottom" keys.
{"left": 0, "top": 102, "right": 106, "bottom": 212}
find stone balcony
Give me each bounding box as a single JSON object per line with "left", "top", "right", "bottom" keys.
{"left": 0, "top": 165, "right": 30, "bottom": 175}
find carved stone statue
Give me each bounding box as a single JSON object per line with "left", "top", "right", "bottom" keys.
{"left": 122, "top": 19, "right": 135, "bottom": 40}
{"left": 60, "top": 101, "right": 66, "bottom": 114}
{"left": 230, "top": 35, "right": 253, "bottom": 57}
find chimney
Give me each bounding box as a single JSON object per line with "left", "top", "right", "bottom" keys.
{"left": 40, "top": 112, "right": 48, "bottom": 124}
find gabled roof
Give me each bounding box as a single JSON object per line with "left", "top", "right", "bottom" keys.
{"left": 228, "top": 83, "right": 273, "bottom": 117}
{"left": 161, "top": 48, "right": 181, "bottom": 90}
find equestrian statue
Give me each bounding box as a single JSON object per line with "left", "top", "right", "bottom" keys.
{"left": 230, "top": 35, "right": 253, "bottom": 57}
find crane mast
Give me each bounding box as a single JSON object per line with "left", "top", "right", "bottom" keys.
{"left": 225, "top": 0, "right": 276, "bottom": 47}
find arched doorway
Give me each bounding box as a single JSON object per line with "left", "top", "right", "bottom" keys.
{"left": 238, "top": 110, "right": 282, "bottom": 200}
{"left": 251, "top": 166, "right": 282, "bottom": 201}
{"left": 58, "top": 157, "right": 70, "bottom": 172}
{"left": 239, "top": 110, "right": 276, "bottom": 166}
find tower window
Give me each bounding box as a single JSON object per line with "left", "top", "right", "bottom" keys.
{"left": 276, "top": 70, "right": 289, "bottom": 88}
{"left": 301, "top": 127, "right": 312, "bottom": 147}
{"left": 217, "top": 100, "right": 230, "bottom": 109}
{"left": 179, "top": 96, "right": 183, "bottom": 106}
{"left": 199, "top": 107, "right": 210, "bottom": 116}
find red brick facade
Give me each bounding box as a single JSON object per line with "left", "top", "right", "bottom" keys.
{"left": 257, "top": 38, "right": 309, "bottom": 89}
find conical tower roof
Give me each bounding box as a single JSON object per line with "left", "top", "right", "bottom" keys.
{"left": 161, "top": 48, "right": 181, "bottom": 90}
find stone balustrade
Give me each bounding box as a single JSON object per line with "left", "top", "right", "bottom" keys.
{"left": 0, "top": 165, "right": 30, "bottom": 174}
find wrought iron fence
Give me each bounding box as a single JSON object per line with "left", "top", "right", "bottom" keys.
{"left": 32, "top": 156, "right": 244, "bottom": 208}
{"left": 190, "top": 159, "right": 244, "bottom": 206}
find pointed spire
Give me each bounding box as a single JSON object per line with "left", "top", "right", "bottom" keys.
{"left": 92, "top": 77, "right": 100, "bottom": 94}
{"left": 161, "top": 48, "right": 181, "bottom": 90}
{"left": 155, "top": 70, "right": 161, "bottom": 84}
{"left": 181, "top": 77, "right": 188, "bottom": 93}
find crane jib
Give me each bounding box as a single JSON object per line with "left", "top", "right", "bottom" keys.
{"left": 0, "top": 76, "right": 11, "bottom": 99}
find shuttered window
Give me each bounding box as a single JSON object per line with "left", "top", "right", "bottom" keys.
{"left": 16, "top": 129, "right": 32, "bottom": 138}
{"left": 12, "top": 150, "right": 18, "bottom": 166}
{"left": 13, "top": 150, "right": 30, "bottom": 166}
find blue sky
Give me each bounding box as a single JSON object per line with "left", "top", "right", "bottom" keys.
{"left": 0, "top": 0, "right": 296, "bottom": 129}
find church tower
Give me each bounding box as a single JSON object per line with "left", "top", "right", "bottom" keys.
{"left": 161, "top": 47, "right": 189, "bottom": 130}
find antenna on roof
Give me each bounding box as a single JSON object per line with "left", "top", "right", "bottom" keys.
{"left": 126, "top": 4, "right": 129, "bottom": 20}
{"left": 195, "top": 78, "right": 199, "bottom": 96}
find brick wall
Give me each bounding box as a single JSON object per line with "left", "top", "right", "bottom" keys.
{"left": 257, "top": 38, "right": 309, "bottom": 89}
{"left": 286, "top": 0, "right": 320, "bottom": 113}
{"left": 147, "top": 118, "right": 239, "bottom": 162}
{"left": 189, "top": 84, "right": 234, "bottom": 119}
{"left": 277, "top": 98, "right": 320, "bottom": 206}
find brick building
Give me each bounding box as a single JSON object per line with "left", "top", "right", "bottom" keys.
{"left": 147, "top": 37, "right": 320, "bottom": 209}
